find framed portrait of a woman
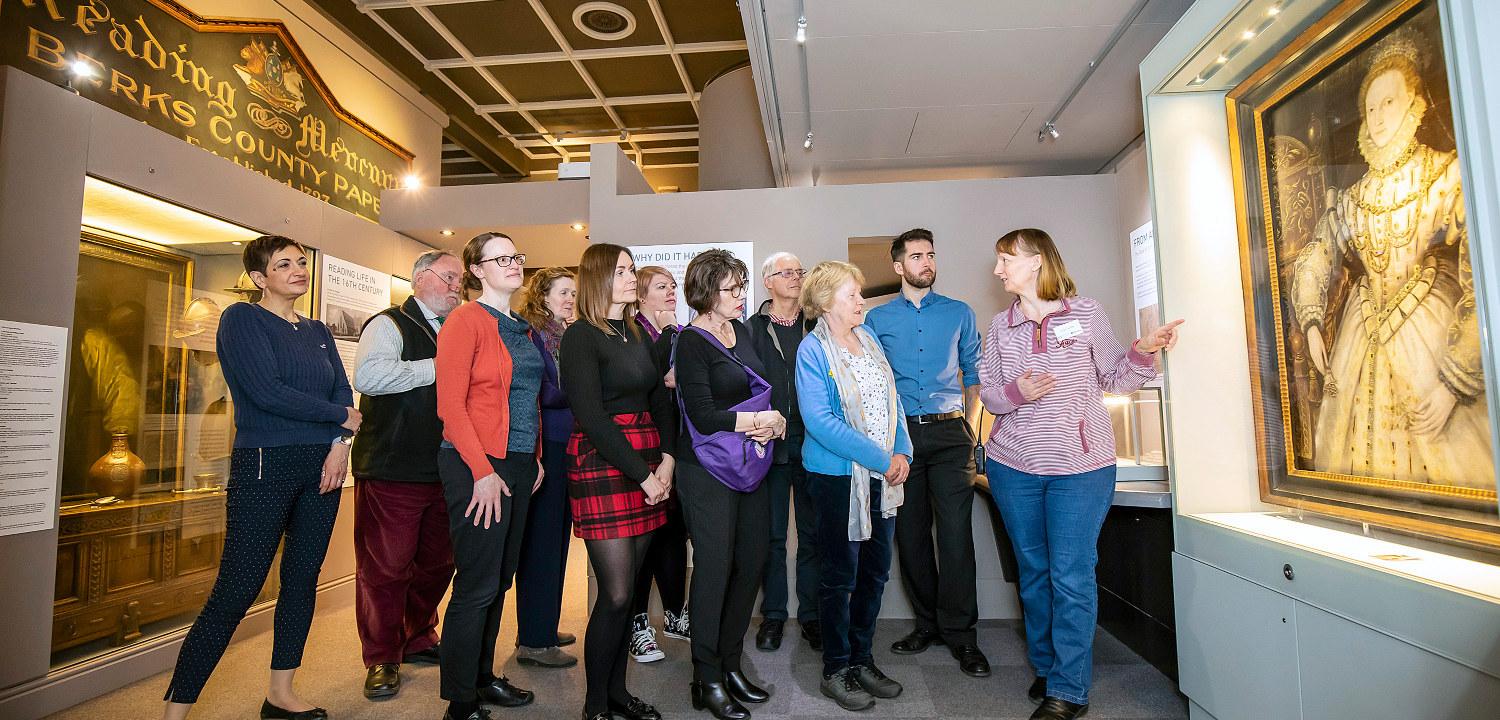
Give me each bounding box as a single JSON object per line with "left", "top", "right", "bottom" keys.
{"left": 1227, "top": 0, "right": 1499, "bottom": 548}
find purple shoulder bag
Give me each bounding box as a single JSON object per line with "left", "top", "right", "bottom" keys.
{"left": 672, "top": 325, "right": 774, "bottom": 492}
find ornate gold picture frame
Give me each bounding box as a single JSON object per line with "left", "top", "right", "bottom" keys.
{"left": 1226, "top": 0, "right": 1498, "bottom": 548}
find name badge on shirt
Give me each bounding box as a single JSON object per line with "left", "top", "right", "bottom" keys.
{"left": 1053, "top": 319, "right": 1084, "bottom": 342}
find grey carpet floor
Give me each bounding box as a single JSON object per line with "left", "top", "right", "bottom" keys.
{"left": 48, "top": 543, "right": 1187, "bottom": 720}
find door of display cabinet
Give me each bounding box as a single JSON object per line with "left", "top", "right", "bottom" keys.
{"left": 1225, "top": 0, "right": 1500, "bottom": 550}
{"left": 52, "top": 232, "right": 280, "bottom": 666}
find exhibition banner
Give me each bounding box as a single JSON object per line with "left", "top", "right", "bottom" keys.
{"left": 628, "top": 242, "right": 756, "bottom": 326}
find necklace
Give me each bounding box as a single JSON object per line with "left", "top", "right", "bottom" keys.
{"left": 257, "top": 301, "right": 299, "bottom": 330}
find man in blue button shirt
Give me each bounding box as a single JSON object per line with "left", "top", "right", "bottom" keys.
{"left": 863, "top": 228, "right": 990, "bottom": 678}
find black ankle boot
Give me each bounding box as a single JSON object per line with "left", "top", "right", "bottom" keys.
{"left": 690, "top": 681, "right": 750, "bottom": 720}
{"left": 724, "top": 670, "right": 770, "bottom": 704}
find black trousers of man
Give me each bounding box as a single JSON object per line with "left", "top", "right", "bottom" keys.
{"left": 895, "top": 417, "right": 977, "bottom": 646}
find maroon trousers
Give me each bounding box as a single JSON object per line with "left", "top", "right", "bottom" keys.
{"left": 354, "top": 478, "right": 455, "bottom": 667}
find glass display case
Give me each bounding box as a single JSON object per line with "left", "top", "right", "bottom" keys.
{"left": 1106, "top": 387, "right": 1166, "bottom": 481}
{"left": 53, "top": 179, "right": 312, "bottom": 667}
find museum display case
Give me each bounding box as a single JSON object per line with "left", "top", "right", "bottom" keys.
{"left": 51, "top": 179, "right": 314, "bottom": 667}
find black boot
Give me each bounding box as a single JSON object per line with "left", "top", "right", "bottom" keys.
{"left": 690, "top": 681, "right": 750, "bottom": 720}
{"left": 724, "top": 670, "right": 770, "bottom": 703}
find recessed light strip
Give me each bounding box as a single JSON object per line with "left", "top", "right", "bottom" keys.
{"left": 1189, "top": 2, "right": 1291, "bottom": 86}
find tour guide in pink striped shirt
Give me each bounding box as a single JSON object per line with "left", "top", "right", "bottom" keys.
{"left": 980, "top": 228, "right": 1182, "bottom": 720}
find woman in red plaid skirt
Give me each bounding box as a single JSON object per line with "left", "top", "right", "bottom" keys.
{"left": 559, "top": 243, "right": 677, "bottom": 720}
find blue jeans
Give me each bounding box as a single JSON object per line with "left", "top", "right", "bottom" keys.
{"left": 807, "top": 472, "right": 895, "bottom": 678}
{"left": 986, "top": 460, "right": 1115, "bottom": 705}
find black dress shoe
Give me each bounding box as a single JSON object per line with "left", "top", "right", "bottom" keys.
{"left": 1028, "top": 676, "right": 1047, "bottom": 704}
{"left": 260, "top": 699, "right": 328, "bottom": 719}
{"left": 690, "top": 680, "right": 750, "bottom": 720}
{"left": 800, "top": 619, "right": 823, "bottom": 651}
{"left": 581, "top": 712, "right": 610, "bottom": 720}
{"left": 363, "top": 663, "right": 400, "bottom": 699}
{"left": 724, "top": 670, "right": 770, "bottom": 703}
{"left": 608, "top": 695, "right": 662, "bottom": 720}
{"left": 951, "top": 644, "right": 991, "bottom": 677}
{"left": 477, "top": 676, "right": 534, "bottom": 707}
{"left": 889, "top": 628, "right": 944, "bottom": 655}
{"left": 849, "top": 663, "right": 902, "bottom": 699}
{"left": 404, "top": 644, "right": 442, "bottom": 665}
{"left": 444, "top": 710, "right": 492, "bottom": 720}
{"left": 1030, "top": 697, "right": 1088, "bottom": 720}
{"left": 558, "top": 631, "right": 577, "bottom": 646}
{"left": 755, "top": 619, "right": 784, "bottom": 651}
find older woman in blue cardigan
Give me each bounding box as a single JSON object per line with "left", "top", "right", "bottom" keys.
{"left": 794, "top": 260, "right": 913, "bottom": 714}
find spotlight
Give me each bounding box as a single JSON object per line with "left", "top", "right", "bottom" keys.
{"left": 1216, "top": 54, "right": 1228, "bottom": 64}
{"left": 1037, "top": 122, "right": 1060, "bottom": 143}
{"left": 803, "top": 131, "right": 813, "bottom": 150}
{"left": 403, "top": 174, "right": 422, "bottom": 190}
{"left": 70, "top": 60, "right": 95, "bottom": 79}
{"left": 1242, "top": 29, "right": 1256, "bottom": 40}
{"left": 440, "top": 229, "right": 454, "bottom": 236}
{"left": 571, "top": 222, "right": 586, "bottom": 231}
{"left": 795, "top": 16, "right": 807, "bottom": 44}
{"left": 619, "top": 129, "right": 629, "bottom": 141}
{"left": 1267, "top": 5, "right": 1281, "bottom": 16}
{"left": 231, "top": 241, "right": 243, "bottom": 246}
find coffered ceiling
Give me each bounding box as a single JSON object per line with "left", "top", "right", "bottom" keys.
{"left": 314, "top": 0, "right": 748, "bottom": 188}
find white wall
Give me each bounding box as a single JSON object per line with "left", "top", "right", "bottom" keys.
{"left": 181, "top": 0, "right": 447, "bottom": 183}
{"left": 590, "top": 145, "right": 1130, "bottom": 335}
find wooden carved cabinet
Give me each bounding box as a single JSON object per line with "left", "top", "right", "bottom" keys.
{"left": 53, "top": 492, "right": 278, "bottom": 655}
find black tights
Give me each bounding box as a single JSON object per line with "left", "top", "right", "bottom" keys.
{"left": 584, "top": 532, "right": 654, "bottom": 714}
{"left": 632, "top": 504, "right": 688, "bottom": 615}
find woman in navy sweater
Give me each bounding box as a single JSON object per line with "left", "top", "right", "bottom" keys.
{"left": 163, "top": 236, "right": 361, "bottom": 720}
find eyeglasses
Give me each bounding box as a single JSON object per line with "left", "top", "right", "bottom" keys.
{"left": 419, "top": 268, "right": 463, "bottom": 288}
{"left": 479, "top": 253, "right": 526, "bottom": 268}
{"left": 768, "top": 269, "right": 807, "bottom": 280}
{"left": 719, "top": 284, "right": 746, "bottom": 298}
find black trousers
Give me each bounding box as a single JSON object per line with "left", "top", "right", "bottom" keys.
{"left": 164, "top": 444, "right": 340, "bottom": 704}
{"left": 895, "top": 417, "right": 978, "bottom": 646}
{"left": 760, "top": 454, "right": 820, "bottom": 623}
{"left": 515, "top": 440, "right": 572, "bottom": 648}
{"left": 677, "top": 461, "right": 770, "bottom": 683}
{"left": 437, "top": 448, "right": 536, "bottom": 703}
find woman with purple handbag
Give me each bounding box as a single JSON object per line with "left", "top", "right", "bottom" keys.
{"left": 672, "top": 249, "right": 784, "bottom": 720}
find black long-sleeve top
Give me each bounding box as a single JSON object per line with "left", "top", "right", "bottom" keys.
{"left": 559, "top": 317, "right": 677, "bottom": 482}
{"left": 673, "top": 321, "right": 770, "bottom": 465}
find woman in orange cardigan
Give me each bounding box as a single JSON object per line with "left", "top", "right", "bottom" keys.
{"left": 434, "top": 231, "right": 546, "bottom": 720}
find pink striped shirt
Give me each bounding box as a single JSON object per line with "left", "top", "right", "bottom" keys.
{"left": 980, "top": 296, "right": 1157, "bottom": 475}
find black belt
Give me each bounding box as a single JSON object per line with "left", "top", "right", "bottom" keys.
{"left": 905, "top": 410, "right": 963, "bottom": 425}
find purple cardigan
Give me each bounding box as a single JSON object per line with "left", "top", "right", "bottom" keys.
{"left": 530, "top": 329, "right": 574, "bottom": 443}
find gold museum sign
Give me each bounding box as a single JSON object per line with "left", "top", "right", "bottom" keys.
{"left": 3, "top": 0, "right": 414, "bottom": 220}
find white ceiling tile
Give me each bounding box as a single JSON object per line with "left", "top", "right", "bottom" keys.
{"left": 905, "top": 105, "right": 1035, "bottom": 156}
{"left": 803, "top": 0, "right": 1139, "bottom": 37}
{"left": 802, "top": 25, "right": 1115, "bottom": 111}
{"left": 786, "top": 108, "right": 922, "bottom": 158}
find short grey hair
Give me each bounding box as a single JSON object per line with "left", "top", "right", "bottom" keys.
{"left": 412, "top": 249, "right": 457, "bottom": 280}
{"left": 761, "top": 251, "right": 802, "bottom": 279}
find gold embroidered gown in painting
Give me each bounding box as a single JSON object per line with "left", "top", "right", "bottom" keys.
{"left": 1290, "top": 128, "right": 1490, "bottom": 489}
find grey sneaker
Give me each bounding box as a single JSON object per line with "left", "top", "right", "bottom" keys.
{"left": 820, "top": 667, "right": 876, "bottom": 711}
{"left": 850, "top": 663, "right": 902, "bottom": 698}
{"left": 663, "top": 608, "right": 691, "bottom": 641}
{"left": 516, "top": 645, "right": 578, "bottom": 668}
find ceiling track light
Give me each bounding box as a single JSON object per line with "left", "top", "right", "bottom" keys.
{"left": 803, "top": 131, "right": 813, "bottom": 150}
{"left": 795, "top": 16, "right": 807, "bottom": 44}
{"left": 1035, "top": 0, "right": 1150, "bottom": 149}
